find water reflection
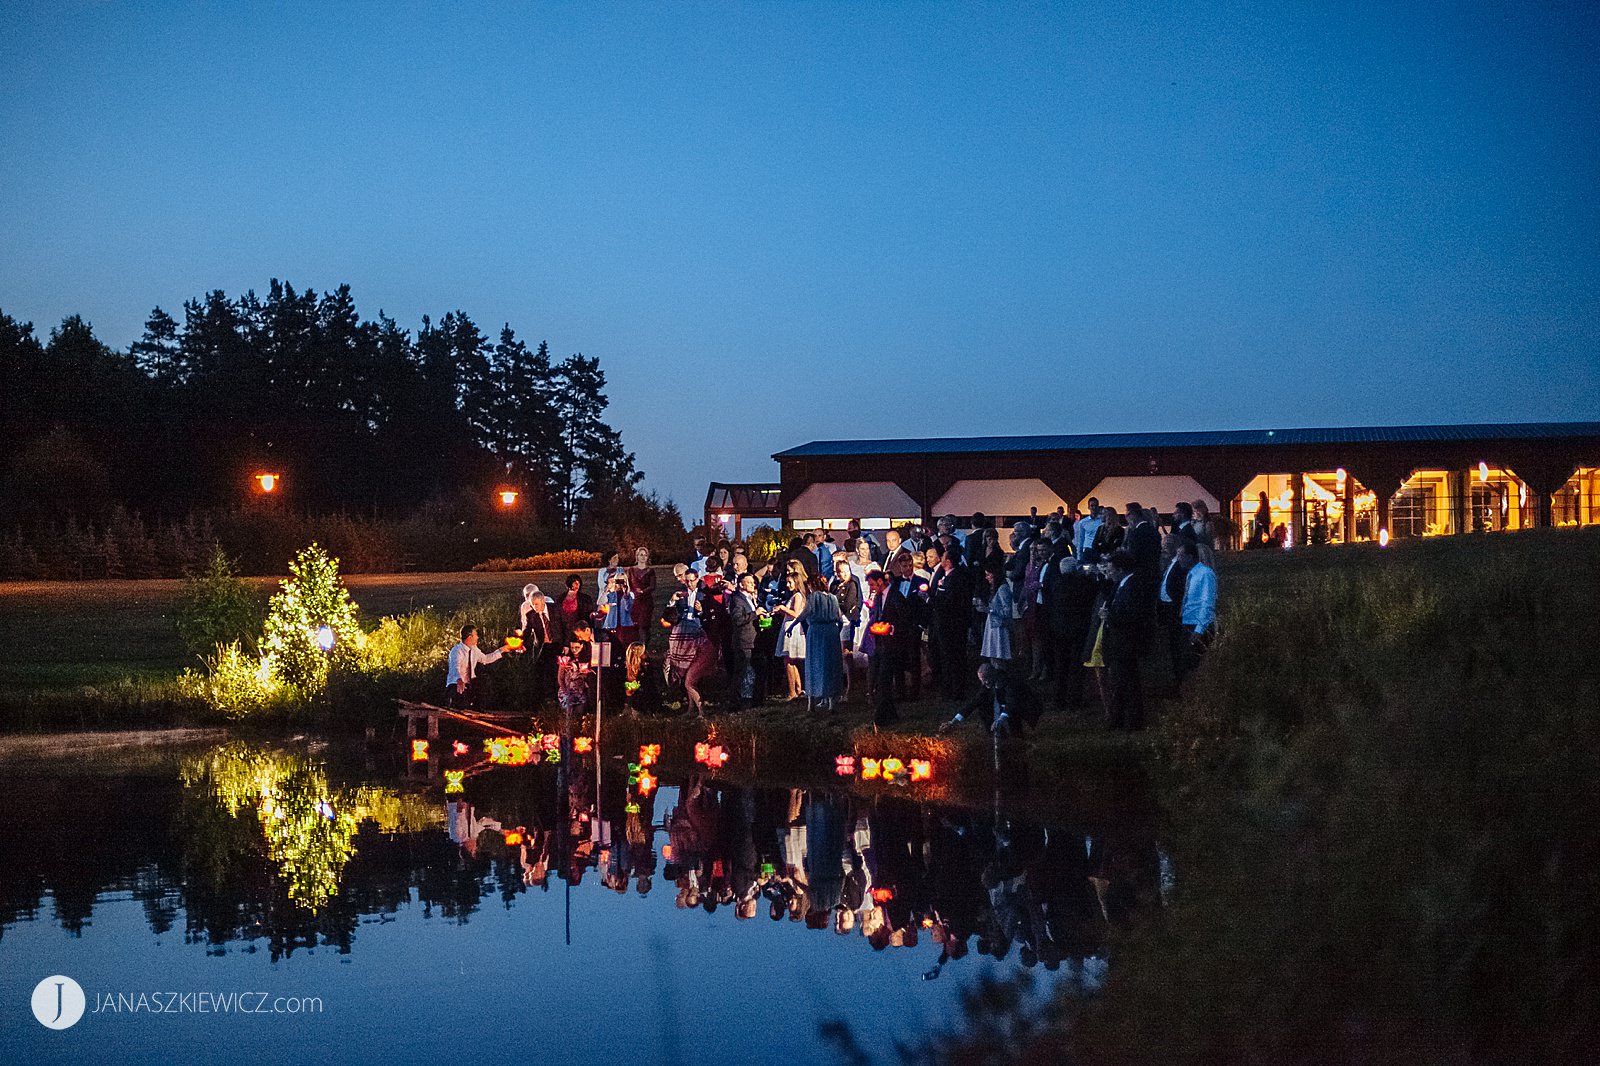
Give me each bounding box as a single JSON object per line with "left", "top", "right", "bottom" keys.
{"left": 2, "top": 736, "right": 1159, "bottom": 985}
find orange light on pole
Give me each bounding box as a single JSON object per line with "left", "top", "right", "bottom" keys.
{"left": 498, "top": 489, "right": 519, "bottom": 507}
{"left": 255, "top": 472, "right": 280, "bottom": 493}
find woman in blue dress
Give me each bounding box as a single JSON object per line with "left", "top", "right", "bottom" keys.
{"left": 802, "top": 575, "right": 845, "bottom": 712}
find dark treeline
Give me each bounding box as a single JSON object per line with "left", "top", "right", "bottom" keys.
{"left": 1, "top": 283, "right": 686, "bottom": 574}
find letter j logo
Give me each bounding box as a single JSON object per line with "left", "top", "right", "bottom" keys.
{"left": 32, "top": 975, "right": 86, "bottom": 1029}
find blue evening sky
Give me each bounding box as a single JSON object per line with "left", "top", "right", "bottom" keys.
{"left": 2, "top": 1, "right": 1596, "bottom": 507}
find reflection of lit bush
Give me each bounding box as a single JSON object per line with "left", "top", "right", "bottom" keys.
{"left": 177, "top": 642, "right": 289, "bottom": 719}
{"left": 180, "top": 742, "right": 440, "bottom": 911}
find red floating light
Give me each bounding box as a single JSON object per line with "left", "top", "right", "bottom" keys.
{"left": 451, "top": 740, "right": 469, "bottom": 756}
{"left": 835, "top": 755, "right": 856, "bottom": 777}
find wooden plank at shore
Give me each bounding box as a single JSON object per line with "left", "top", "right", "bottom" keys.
{"left": 396, "top": 700, "right": 524, "bottom": 721}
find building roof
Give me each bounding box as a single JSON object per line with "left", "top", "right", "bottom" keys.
{"left": 772, "top": 421, "right": 1600, "bottom": 460}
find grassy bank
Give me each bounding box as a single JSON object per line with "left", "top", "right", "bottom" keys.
{"left": 904, "top": 526, "right": 1599, "bottom": 1065}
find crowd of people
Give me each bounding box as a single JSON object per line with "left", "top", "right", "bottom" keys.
{"left": 445, "top": 500, "right": 1221, "bottom": 734}
{"left": 448, "top": 772, "right": 1161, "bottom": 976}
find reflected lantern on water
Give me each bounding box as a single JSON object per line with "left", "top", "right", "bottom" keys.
{"left": 835, "top": 755, "right": 856, "bottom": 776}
{"left": 860, "top": 758, "right": 881, "bottom": 780}
{"left": 574, "top": 736, "right": 594, "bottom": 753}
{"left": 411, "top": 740, "right": 429, "bottom": 762}
{"left": 909, "top": 759, "right": 932, "bottom": 781}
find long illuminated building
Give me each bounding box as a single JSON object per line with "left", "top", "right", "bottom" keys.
{"left": 721, "top": 421, "right": 1600, "bottom": 546}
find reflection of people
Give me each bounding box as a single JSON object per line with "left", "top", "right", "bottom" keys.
{"left": 445, "top": 625, "right": 515, "bottom": 709}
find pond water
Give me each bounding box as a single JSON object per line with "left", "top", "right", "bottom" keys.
{"left": 0, "top": 731, "right": 1159, "bottom": 1065}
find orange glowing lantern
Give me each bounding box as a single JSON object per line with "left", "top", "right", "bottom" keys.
{"left": 411, "top": 739, "right": 429, "bottom": 761}
{"left": 639, "top": 743, "right": 660, "bottom": 765}
{"left": 868, "top": 621, "right": 893, "bottom": 636}
{"left": 574, "top": 736, "right": 594, "bottom": 753}
{"left": 694, "top": 742, "right": 710, "bottom": 763}
{"left": 660, "top": 617, "right": 673, "bottom": 628}
{"left": 637, "top": 771, "right": 657, "bottom": 794}
{"left": 254, "top": 472, "right": 280, "bottom": 493}
{"left": 503, "top": 830, "right": 524, "bottom": 846}
{"left": 860, "top": 758, "right": 881, "bottom": 780}
{"left": 504, "top": 636, "right": 524, "bottom": 650}
{"left": 880, "top": 757, "right": 904, "bottom": 781}
{"left": 498, "top": 489, "right": 519, "bottom": 507}
{"left": 540, "top": 734, "right": 560, "bottom": 751}
{"left": 835, "top": 755, "right": 856, "bottom": 776}
{"left": 871, "top": 887, "right": 895, "bottom": 903}
{"left": 909, "top": 759, "right": 932, "bottom": 781}
{"left": 451, "top": 740, "right": 469, "bottom": 756}
{"left": 662, "top": 844, "right": 674, "bottom": 860}
{"left": 922, "top": 918, "right": 934, "bottom": 928}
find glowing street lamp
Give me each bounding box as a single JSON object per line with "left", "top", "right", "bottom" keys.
{"left": 1378, "top": 528, "right": 1391, "bottom": 548}
{"left": 254, "top": 472, "right": 281, "bottom": 493}
{"left": 498, "top": 489, "right": 519, "bottom": 507}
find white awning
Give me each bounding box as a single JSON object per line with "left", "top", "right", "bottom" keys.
{"left": 787, "top": 481, "right": 920, "bottom": 522}
{"left": 933, "top": 478, "right": 1068, "bottom": 518}
{"left": 1079, "top": 476, "right": 1218, "bottom": 516}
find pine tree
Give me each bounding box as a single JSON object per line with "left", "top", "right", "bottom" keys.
{"left": 552, "top": 354, "right": 642, "bottom": 528}
{"left": 130, "top": 307, "right": 181, "bottom": 381}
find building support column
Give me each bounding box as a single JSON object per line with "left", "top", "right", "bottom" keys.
{"left": 1291, "top": 472, "right": 1307, "bottom": 547}
{"left": 1452, "top": 470, "right": 1469, "bottom": 535}
{"left": 1341, "top": 471, "right": 1355, "bottom": 543}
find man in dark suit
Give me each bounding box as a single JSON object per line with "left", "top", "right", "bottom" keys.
{"left": 938, "top": 661, "right": 1043, "bottom": 736}
{"left": 773, "top": 537, "right": 821, "bottom": 583}
{"left": 1172, "top": 502, "right": 1201, "bottom": 548}
{"left": 863, "top": 569, "right": 908, "bottom": 726}
{"left": 726, "top": 574, "right": 761, "bottom": 709}
{"left": 1101, "top": 549, "right": 1150, "bottom": 731}
{"left": 1156, "top": 534, "right": 1192, "bottom": 693}
{"left": 927, "top": 542, "right": 974, "bottom": 699}
{"left": 1121, "top": 504, "right": 1161, "bottom": 597}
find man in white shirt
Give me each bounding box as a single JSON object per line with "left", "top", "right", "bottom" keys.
{"left": 1176, "top": 542, "right": 1217, "bottom": 685}
{"left": 445, "top": 624, "right": 515, "bottom": 709}
{"left": 1073, "top": 499, "right": 1103, "bottom": 561}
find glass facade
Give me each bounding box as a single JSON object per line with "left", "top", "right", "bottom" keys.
{"left": 1552, "top": 467, "right": 1600, "bottom": 527}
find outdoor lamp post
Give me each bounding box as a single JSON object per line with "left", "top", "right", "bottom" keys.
{"left": 255, "top": 472, "right": 281, "bottom": 493}
{"left": 498, "top": 489, "right": 519, "bottom": 507}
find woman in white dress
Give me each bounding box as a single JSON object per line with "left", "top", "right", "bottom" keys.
{"left": 771, "top": 568, "right": 809, "bottom": 701}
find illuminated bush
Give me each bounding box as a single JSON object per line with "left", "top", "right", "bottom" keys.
{"left": 177, "top": 641, "right": 287, "bottom": 719}
{"left": 260, "top": 543, "right": 364, "bottom": 692}
{"left": 471, "top": 549, "right": 602, "bottom": 572}
{"left": 361, "top": 609, "right": 458, "bottom": 674}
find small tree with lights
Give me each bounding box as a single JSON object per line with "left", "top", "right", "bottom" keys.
{"left": 261, "top": 543, "right": 363, "bottom": 693}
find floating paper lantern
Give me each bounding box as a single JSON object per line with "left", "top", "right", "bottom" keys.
{"left": 637, "top": 771, "right": 657, "bottom": 795}
{"left": 411, "top": 740, "right": 429, "bottom": 762}
{"left": 694, "top": 742, "right": 710, "bottom": 763}
{"left": 880, "top": 757, "right": 904, "bottom": 781}
{"left": 504, "top": 636, "right": 524, "bottom": 650}
{"left": 869, "top": 622, "right": 892, "bottom": 636}
{"left": 574, "top": 736, "right": 594, "bottom": 753}
{"left": 835, "top": 755, "right": 856, "bottom": 776}
{"left": 860, "top": 758, "right": 881, "bottom": 780}
{"left": 452, "top": 740, "right": 469, "bottom": 756}
{"left": 503, "top": 830, "right": 524, "bottom": 846}
{"left": 639, "top": 743, "right": 661, "bottom": 765}
{"left": 444, "top": 770, "right": 465, "bottom": 795}
{"left": 871, "top": 887, "right": 894, "bottom": 903}
{"left": 540, "top": 734, "right": 560, "bottom": 751}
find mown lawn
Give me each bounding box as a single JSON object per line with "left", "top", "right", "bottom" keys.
{"left": 0, "top": 568, "right": 661, "bottom": 692}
